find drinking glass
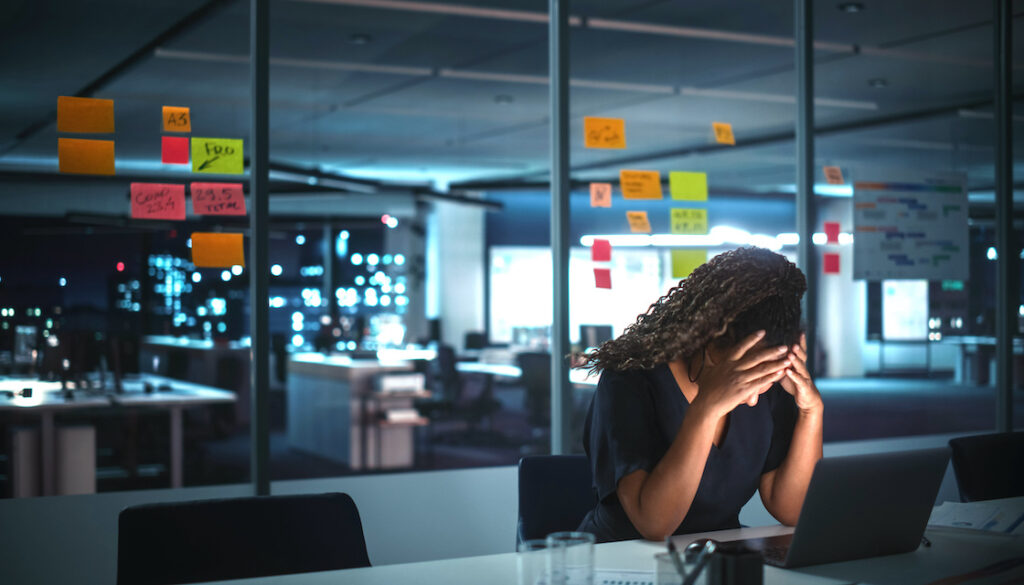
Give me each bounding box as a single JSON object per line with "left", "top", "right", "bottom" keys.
{"left": 546, "top": 531, "right": 595, "bottom": 585}
{"left": 518, "top": 539, "right": 551, "bottom": 585}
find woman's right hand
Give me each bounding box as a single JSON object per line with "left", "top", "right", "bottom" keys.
{"left": 690, "top": 330, "right": 791, "bottom": 418}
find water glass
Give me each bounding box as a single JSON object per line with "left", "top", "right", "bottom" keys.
{"left": 654, "top": 552, "right": 706, "bottom": 585}
{"left": 518, "top": 539, "right": 552, "bottom": 585}
{"left": 546, "top": 531, "right": 595, "bottom": 585}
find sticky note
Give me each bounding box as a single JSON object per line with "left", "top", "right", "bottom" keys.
{"left": 671, "top": 208, "right": 708, "bottom": 235}
{"left": 162, "top": 136, "right": 189, "bottom": 164}
{"left": 824, "top": 221, "right": 840, "bottom": 244}
{"left": 57, "top": 96, "right": 114, "bottom": 134}
{"left": 823, "top": 166, "right": 844, "bottom": 185}
{"left": 626, "top": 211, "right": 651, "bottom": 233}
{"left": 192, "top": 137, "right": 244, "bottom": 174}
{"left": 619, "top": 170, "right": 662, "bottom": 200}
{"left": 824, "top": 252, "right": 840, "bottom": 274}
{"left": 594, "top": 268, "right": 612, "bottom": 289}
{"left": 671, "top": 249, "right": 707, "bottom": 279}
{"left": 590, "top": 182, "right": 612, "bottom": 208}
{"left": 669, "top": 172, "right": 708, "bottom": 201}
{"left": 191, "top": 233, "right": 245, "bottom": 268}
{"left": 591, "top": 239, "right": 611, "bottom": 262}
{"left": 712, "top": 122, "right": 735, "bottom": 145}
{"left": 58, "top": 138, "right": 115, "bottom": 175}
{"left": 191, "top": 183, "right": 247, "bottom": 216}
{"left": 163, "top": 106, "right": 191, "bottom": 133}
{"left": 583, "top": 117, "right": 626, "bottom": 149}
{"left": 131, "top": 183, "right": 186, "bottom": 221}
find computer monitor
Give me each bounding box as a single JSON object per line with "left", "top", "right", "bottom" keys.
{"left": 579, "top": 325, "right": 613, "bottom": 349}
{"left": 13, "top": 325, "right": 37, "bottom": 365}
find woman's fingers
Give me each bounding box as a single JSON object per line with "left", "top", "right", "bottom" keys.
{"left": 784, "top": 368, "right": 810, "bottom": 390}
{"left": 735, "top": 344, "right": 789, "bottom": 371}
{"left": 740, "top": 356, "right": 790, "bottom": 382}
{"left": 729, "top": 330, "right": 766, "bottom": 361}
{"left": 788, "top": 349, "right": 810, "bottom": 378}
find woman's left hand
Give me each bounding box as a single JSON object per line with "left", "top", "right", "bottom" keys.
{"left": 780, "top": 333, "right": 823, "bottom": 415}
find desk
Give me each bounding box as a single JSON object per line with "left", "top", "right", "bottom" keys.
{"left": 455, "top": 362, "right": 600, "bottom": 386}
{"left": 0, "top": 375, "right": 235, "bottom": 494}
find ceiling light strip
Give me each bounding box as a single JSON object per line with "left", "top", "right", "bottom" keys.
{"left": 289, "top": 0, "right": 550, "bottom": 23}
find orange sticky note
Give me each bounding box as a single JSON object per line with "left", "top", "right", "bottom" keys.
{"left": 131, "top": 183, "right": 186, "bottom": 221}
{"left": 823, "top": 166, "right": 844, "bottom": 184}
{"left": 619, "top": 170, "right": 663, "bottom": 200}
{"left": 626, "top": 211, "right": 651, "bottom": 233}
{"left": 58, "top": 138, "right": 115, "bottom": 175}
{"left": 594, "top": 268, "right": 612, "bottom": 289}
{"left": 712, "top": 122, "right": 735, "bottom": 145}
{"left": 590, "top": 182, "right": 612, "bottom": 208}
{"left": 57, "top": 96, "right": 114, "bottom": 134}
{"left": 191, "top": 233, "right": 244, "bottom": 268}
{"left": 163, "top": 106, "right": 192, "bottom": 133}
{"left": 583, "top": 117, "right": 626, "bottom": 149}
{"left": 191, "top": 182, "right": 247, "bottom": 216}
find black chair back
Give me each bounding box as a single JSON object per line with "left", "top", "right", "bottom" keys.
{"left": 949, "top": 432, "right": 1024, "bottom": 502}
{"left": 517, "top": 455, "right": 595, "bottom": 546}
{"left": 117, "top": 492, "right": 370, "bottom": 585}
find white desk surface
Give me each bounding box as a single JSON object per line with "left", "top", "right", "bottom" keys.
{"left": 455, "top": 361, "right": 600, "bottom": 386}
{"left": 0, "top": 374, "right": 235, "bottom": 411}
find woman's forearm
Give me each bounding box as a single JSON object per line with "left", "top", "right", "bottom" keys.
{"left": 766, "top": 408, "right": 823, "bottom": 525}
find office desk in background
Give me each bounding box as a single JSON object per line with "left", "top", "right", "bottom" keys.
{"left": 0, "top": 375, "right": 235, "bottom": 495}
{"left": 454, "top": 361, "right": 600, "bottom": 386}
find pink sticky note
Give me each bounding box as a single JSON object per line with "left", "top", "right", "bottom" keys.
{"left": 131, "top": 183, "right": 186, "bottom": 220}
{"left": 591, "top": 239, "right": 612, "bottom": 262}
{"left": 824, "top": 221, "right": 840, "bottom": 244}
{"left": 824, "top": 253, "right": 840, "bottom": 274}
{"left": 594, "top": 268, "right": 612, "bottom": 289}
{"left": 190, "top": 182, "right": 247, "bottom": 216}
{"left": 162, "top": 136, "right": 189, "bottom": 164}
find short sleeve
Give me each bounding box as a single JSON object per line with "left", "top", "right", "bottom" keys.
{"left": 585, "top": 370, "right": 661, "bottom": 503}
{"left": 762, "top": 384, "right": 798, "bottom": 474}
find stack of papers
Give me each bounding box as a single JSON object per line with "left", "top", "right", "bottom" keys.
{"left": 929, "top": 499, "right": 1024, "bottom": 535}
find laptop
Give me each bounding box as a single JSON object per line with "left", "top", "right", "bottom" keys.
{"left": 709, "top": 448, "right": 950, "bottom": 568}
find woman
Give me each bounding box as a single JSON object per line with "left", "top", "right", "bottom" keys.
{"left": 576, "top": 247, "right": 823, "bottom": 542}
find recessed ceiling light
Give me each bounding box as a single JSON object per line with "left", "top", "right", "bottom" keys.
{"left": 867, "top": 78, "right": 888, "bottom": 88}
{"left": 349, "top": 33, "right": 372, "bottom": 45}
{"left": 838, "top": 2, "right": 865, "bottom": 12}
{"left": 494, "top": 94, "right": 515, "bottom": 105}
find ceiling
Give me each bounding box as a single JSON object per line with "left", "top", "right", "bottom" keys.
{"left": 0, "top": 0, "right": 1022, "bottom": 208}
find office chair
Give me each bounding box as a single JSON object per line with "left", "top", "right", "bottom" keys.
{"left": 516, "top": 351, "right": 551, "bottom": 429}
{"left": 117, "top": 492, "right": 371, "bottom": 585}
{"left": 517, "top": 455, "right": 596, "bottom": 546}
{"left": 948, "top": 432, "right": 1024, "bottom": 502}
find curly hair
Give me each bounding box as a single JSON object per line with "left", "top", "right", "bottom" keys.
{"left": 580, "top": 246, "right": 806, "bottom": 374}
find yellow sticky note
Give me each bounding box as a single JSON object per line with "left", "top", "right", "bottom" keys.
{"left": 619, "top": 170, "right": 663, "bottom": 199}
{"left": 823, "top": 166, "right": 845, "bottom": 185}
{"left": 58, "top": 138, "right": 115, "bottom": 175}
{"left": 669, "top": 171, "right": 708, "bottom": 201}
{"left": 163, "top": 106, "right": 192, "bottom": 133}
{"left": 712, "top": 122, "right": 735, "bottom": 145}
{"left": 192, "top": 137, "right": 244, "bottom": 174}
{"left": 57, "top": 96, "right": 114, "bottom": 134}
{"left": 584, "top": 117, "right": 626, "bottom": 149}
{"left": 671, "top": 208, "right": 708, "bottom": 235}
{"left": 626, "top": 211, "right": 651, "bottom": 233}
{"left": 672, "top": 249, "right": 707, "bottom": 279}
{"left": 590, "top": 182, "right": 612, "bottom": 208}
{"left": 191, "top": 233, "right": 245, "bottom": 268}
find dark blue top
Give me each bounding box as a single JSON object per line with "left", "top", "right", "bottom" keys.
{"left": 577, "top": 363, "right": 798, "bottom": 543}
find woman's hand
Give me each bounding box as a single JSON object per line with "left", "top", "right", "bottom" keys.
{"left": 780, "top": 333, "right": 823, "bottom": 415}
{"left": 691, "top": 330, "right": 791, "bottom": 418}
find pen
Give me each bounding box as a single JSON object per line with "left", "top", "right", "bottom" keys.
{"left": 681, "top": 540, "right": 716, "bottom": 585}
{"left": 921, "top": 535, "right": 931, "bottom": 547}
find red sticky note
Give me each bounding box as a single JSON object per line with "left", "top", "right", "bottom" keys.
{"left": 824, "top": 221, "right": 840, "bottom": 244}
{"left": 131, "top": 183, "right": 186, "bottom": 221}
{"left": 162, "top": 136, "right": 189, "bottom": 164}
{"left": 594, "top": 268, "right": 612, "bottom": 289}
{"left": 591, "top": 239, "right": 612, "bottom": 262}
{"left": 191, "top": 182, "right": 247, "bottom": 216}
{"left": 824, "top": 253, "right": 840, "bottom": 274}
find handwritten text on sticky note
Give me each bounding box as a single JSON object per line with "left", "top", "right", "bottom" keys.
{"left": 191, "top": 137, "right": 244, "bottom": 174}
{"left": 619, "top": 170, "right": 662, "bottom": 199}
{"left": 131, "top": 183, "right": 186, "bottom": 221}
{"left": 672, "top": 249, "right": 707, "bottom": 279}
{"left": 191, "top": 233, "right": 245, "bottom": 268}
{"left": 57, "top": 96, "right": 114, "bottom": 134}
{"left": 626, "top": 211, "right": 651, "bottom": 233}
{"left": 712, "top": 122, "right": 735, "bottom": 145}
{"left": 584, "top": 117, "right": 626, "bottom": 149}
{"left": 58, "top": 138, "right": 115, "bottom": 175}
{"left": 163, "top": 106, "right": 192, "bottom": 133}
{"left": 671, "top": 208, "right": 708, "bottom": 235}
{"left": 669, "top": 171, "right": 708, "bottom": 201}
{"left": 590, "top": 182, "right": 612, "bottom": 208}
{"left": 823, "top": 166, "right": 844, "bottom": 184}
{"left": 191, "top": 183, "right": 246, "bottom": 216}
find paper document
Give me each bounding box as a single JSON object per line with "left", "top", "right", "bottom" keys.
{"left": 929, "top": 499, "right": 1024, "bottom": 535}
{"left": 594, "top": 569, "right": 654, "bottom": 585}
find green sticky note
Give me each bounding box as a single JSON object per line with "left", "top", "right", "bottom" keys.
{"left": 670, "top": 208, "right": 708, "bottom": 235}
{"left": 671, "top": 249, "right": 707, "bottom": 279}
{"left": 669, "top": 171, "right": 707, "bottom": 201}
{"left": 191, "top": 137, "right": 244, "bottom": 174}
